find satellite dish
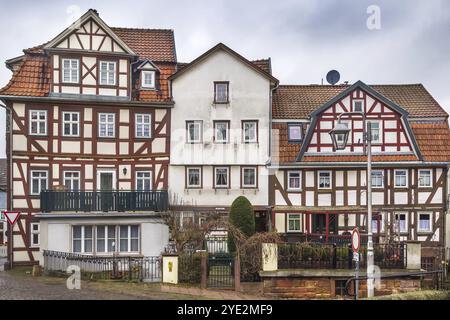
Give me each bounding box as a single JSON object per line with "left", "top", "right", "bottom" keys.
{"left": 326, "top": 70, "right": 340, "bottom": 85}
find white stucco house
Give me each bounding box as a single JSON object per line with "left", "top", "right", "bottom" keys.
{"left": 168, "top": 43, "right": 279, "bottom": 231}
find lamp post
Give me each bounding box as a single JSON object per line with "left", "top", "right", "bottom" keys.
{"left": 329, "top": 112, "right": 375, "bottom": 298}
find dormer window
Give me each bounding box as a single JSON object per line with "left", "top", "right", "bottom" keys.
{"left": 214, "top": 82, "right": 229, "bottom": 103}
{"left": 353, "top": 100, "right": 364, "bottom": 112}
{"left": 288, "top": 123, "right": 303, "bottom": 143}
{"left": 100, "top": 61, "right": 116, "bottom": 86}
{"left": 142, "top": 70, "right": 155, "bottom": 89}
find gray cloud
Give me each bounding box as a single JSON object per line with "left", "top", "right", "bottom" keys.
{"left": 0, "top": 0, "right": 449, "bottom": 158}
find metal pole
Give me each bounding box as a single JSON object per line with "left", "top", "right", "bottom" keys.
{"left": 366, "top": 121, "right": 374, "bottom": 297}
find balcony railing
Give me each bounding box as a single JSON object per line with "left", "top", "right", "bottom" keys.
{"left": 40, "top": 190, "right": 169, "bottom": 213}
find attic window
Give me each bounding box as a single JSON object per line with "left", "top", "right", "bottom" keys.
{"left": 288, "top": 123, "right": 303, "bottom": 143}
{"left": 142, "top": 71, "right": 155, "bottom": 89}
{"left": 353, "top": 100, "right": 364, "bottom": 112}
{"left": 214, "top": 82, "right": 229, "bottom": 103}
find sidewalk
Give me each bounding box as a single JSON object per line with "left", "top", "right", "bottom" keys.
{"left": 161, "top": 284, "right": 269, "bottom": 300}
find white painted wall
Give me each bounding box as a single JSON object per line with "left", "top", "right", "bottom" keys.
{"left": 170, "top": 48, "right": 272, "bottom": 207}
{"left": 38, "top": 216, "right": 169, "bottom": 265}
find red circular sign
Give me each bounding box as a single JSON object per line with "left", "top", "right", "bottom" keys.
{"left": 351, "top": 228, "right": 360, "bottom": 253}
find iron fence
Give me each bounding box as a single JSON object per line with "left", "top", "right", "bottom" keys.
{"left": 43, "top": 250, "right": 161, "bottom": 282}
{"left": 278, "top": 242, "right": 406, "bottom": 270}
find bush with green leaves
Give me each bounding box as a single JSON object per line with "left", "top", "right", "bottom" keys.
{"left": 228, "top": 196, "right": 255, "bottom": 253}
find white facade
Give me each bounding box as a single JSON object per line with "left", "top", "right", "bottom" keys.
{"left": 169, "top": 47, "right": 274, "bottom": 208}
{"left": 37, "top": 214, "right": 169, "bottom": 264}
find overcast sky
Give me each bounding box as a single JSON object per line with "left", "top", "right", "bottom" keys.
{"left": 1, "top": 0, "right": 449, "bottom": 158}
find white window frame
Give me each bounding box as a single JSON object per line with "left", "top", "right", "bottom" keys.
{"left": 214, "top": 82, "right": 229, "bottom": 103}
{"left": 353, "top": 99, "right": 364, "bottom": 112}
{"left": 369, "top": 120, "right": 381, "bottom": 143}
{"left": 141, "top": 70, "right": 156, "bottom": 89}
{"left": 30, "top": 223, "right": 40, "bottom": 247}
{"left": 135, "top": 171, "right": 152, "bottom": 191}
{"left": 29, "top": 110, "right": 47, "bottom": 136}
{"left": 99, "top": 61, "right": 116, "bottom": 86}
{"left": 287, "top": 214, "right": 302, "bottom": 233}
{"left": 242, "top": 167, "right": 257, "bottom": 188}
{"left": 394, "top": 212, "right": 408, "bottom": 234}
{"left": 214, "top": 121, "right": 229, "bottom": 143}
{"left": 119, "top": 225, "right": 140, "bottom": 253}
{"left": 64, "top": 171, "right": 80, "bottom": 191}
{"left": 418, "top": 169, "right": 432, "bottom": 188}
{"left": 62, "top": 111, "right": 80, "bottom": 137}
{"left": 186, "top": 167, "right": 202, "bottom": 189}
{"left": 287, "top": 123, "right": 303, "bottom": 143}
{"left": 214, "top": 167, "right": 230, "bottom": 189}
{"left": 371, "top": 170, "right": 384, "bottom": 188}
{"left": 287, "top": 171, "right": 302, "bottom": 191}
{"left": 242, "top": 121, "right": 258, "bottom": 143}
{"left": 62, "top": 58, "right": 79, "bottom": 84}
{"left": 417, "top": 212, "right": 432, "bottom": 233}
{"left": 98, "top": 113, "right": 115, "bottom": 138}
{"left": 394, "top": 169, "right": 408, "bottom": 188}
{"left": 318, "top": 171, "right": 332, "bottom": 190}
{"left": 30, "top": 170, "right": 48, "bottom": 195}
{"left": 135, "top": 113, "right": 152, "bottom": 138}
{"left": 72, "top": 225, "right": 93, "bottom": 254}
{"left": 187, "top": 121, "right": 202, "bottom": 143}
{"left": 96, "top": 225, "right": 117, "bottom": 254}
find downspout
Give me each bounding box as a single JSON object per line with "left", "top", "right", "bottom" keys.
{"left": 444, "top": 166, "right": 449, "bottom": 259}
{"left": 267, "top": 81, "right": 279, "bottom": 232}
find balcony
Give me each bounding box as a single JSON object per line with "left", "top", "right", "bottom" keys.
{"left": 40, "top": 190, "right": 169, "bottom": 213}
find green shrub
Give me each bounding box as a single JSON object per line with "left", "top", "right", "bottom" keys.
{"left": 228, "top": 196, "right": 255, "bottom": 253}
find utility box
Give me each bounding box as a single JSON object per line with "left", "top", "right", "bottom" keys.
{"left": 162, "top": 254, "right": 179, "bottom": 284}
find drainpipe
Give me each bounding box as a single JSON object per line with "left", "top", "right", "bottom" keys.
{"left": 267, "top": 81, "right": 279, "bottom": 232}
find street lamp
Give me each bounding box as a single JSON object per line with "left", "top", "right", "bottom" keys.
{"left": 329, "top": 112, "right": 375, "bottom": 298}
{"left": 329, "top": 122, "right": 351, "bottom": 150}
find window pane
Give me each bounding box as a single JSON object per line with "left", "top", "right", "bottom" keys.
{"left": 73, "top": 240, "right": 81, "bottom": 253}
{"left": 288, "top": 125, "right": 302, "bottom": 141}
{"left": 73, "top": 226, "right": 82, "bottom": 238}
{"left": 131, "top": 226, "right": 139, "bottom": 238}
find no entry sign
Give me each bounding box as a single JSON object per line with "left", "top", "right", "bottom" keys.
{"left": 351, "top": 227, "right": 360, "bottom": 253}
{"left": 2, "top": 211, "right": 20, "bottom": 226}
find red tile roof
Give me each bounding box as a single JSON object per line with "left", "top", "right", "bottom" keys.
{"left": 273, "top": 121, "right": 450, "bottom": 164}
{"left": 0, "top": 27, "right": 176, "bottom": 102}
{"left": 411, "top": 122, "right": 450, "bottom": 162}
{"left": 111, "top": 28, "right": 176, "bottom": 63}
{"left": 0, "top": 54, "right": 50, "bottom": 97}
{"left": 273, "top": 84, "right": 448, "bottom": 119}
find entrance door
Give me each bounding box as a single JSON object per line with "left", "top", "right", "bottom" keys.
{"left": 97, "top": 171, "right": 115, "bottom": 211}
{"left": 312, "top": 214, "right": 338, "bottom": 240}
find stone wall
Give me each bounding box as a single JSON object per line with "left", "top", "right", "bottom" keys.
{"left": 262, "top": 277, "right": 421, "bottom": 299}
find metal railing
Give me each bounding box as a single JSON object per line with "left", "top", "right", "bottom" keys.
{"left": 278, "top": 242, "right": 406, "bottom": 270}
{"left": 43, "top": 250, "right": 161, "bottom": 282}
{"left": 40, "top": 190, "right": 169, "bottom": 213}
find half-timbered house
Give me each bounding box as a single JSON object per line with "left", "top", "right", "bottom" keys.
{"left": 269, "top": 81, "right": 450, "bottom": 256}
{"left": 0, "top": 9, "right": 175, "bottom": 265}
{"left": 168, "top": 43, "right": 278, "bottom": 231}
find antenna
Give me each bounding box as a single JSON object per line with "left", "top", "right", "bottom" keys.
{"left": 326, "top": 70, "right": 340, "bottom": 85}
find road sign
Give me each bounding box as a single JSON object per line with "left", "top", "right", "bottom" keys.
{"left": 351, "top": 228, "right": 360, "bottom": 253}
{"left": 353, "top": 252, "right": 359, "bottom": 262}
{"left": 3, "top": 211, "right": 20, "bottom": 226}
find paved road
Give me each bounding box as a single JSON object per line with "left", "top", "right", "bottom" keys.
{"left": 0, "top": 271, "right": 151, "bottom": 300}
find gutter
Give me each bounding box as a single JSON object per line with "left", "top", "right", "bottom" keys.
{"left": 0, "top": 95, "right": 174, "bottom": 108}
{"left": 269, "top": 162, "right": 450, "bottom": 169}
